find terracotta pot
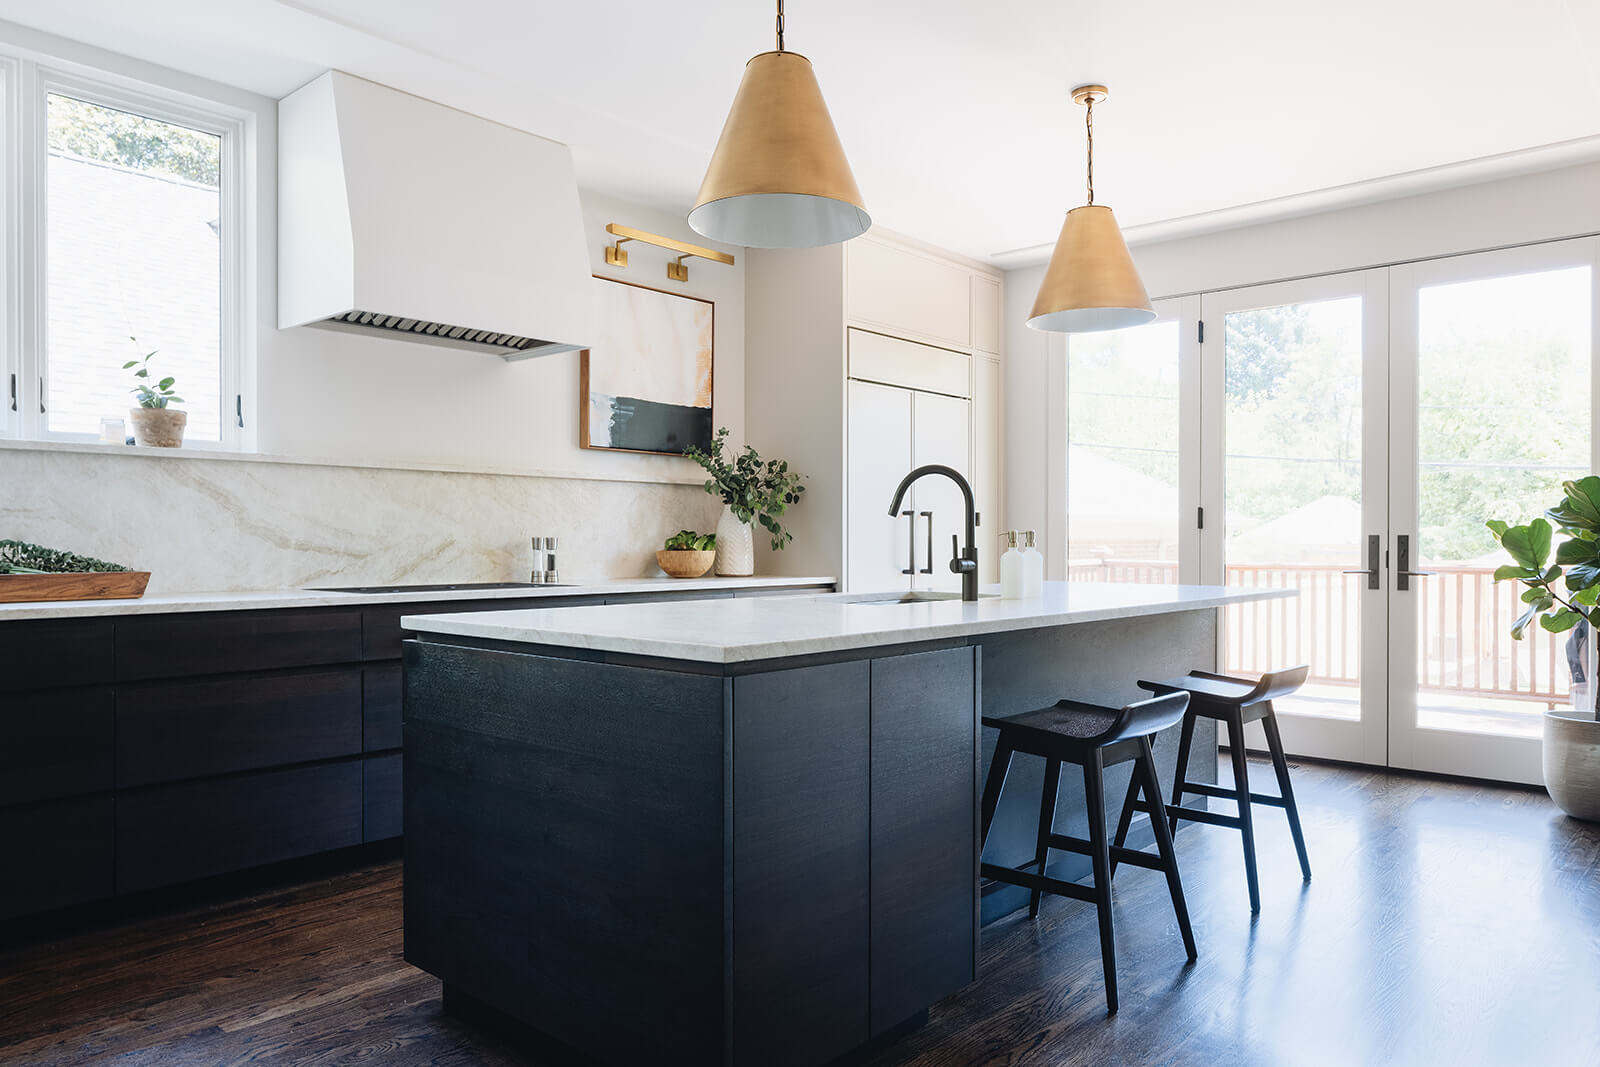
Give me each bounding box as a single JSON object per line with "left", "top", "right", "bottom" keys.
{"left": 656, "top": 549, "right": 716, "bottom": 579}
{"left": 129, "top": 407, "right": 187, "bottom": 448}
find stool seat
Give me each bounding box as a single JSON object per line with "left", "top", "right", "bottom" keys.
{"left": 1128, "top": 664, "right": 1312, "bottom": 913}
{"left": 979, "top": 690, "right": 1195, "bottom": 1014}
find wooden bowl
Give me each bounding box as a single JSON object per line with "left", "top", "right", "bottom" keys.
{"left": 656, "top": 549, "right": 716, "bottom": 579}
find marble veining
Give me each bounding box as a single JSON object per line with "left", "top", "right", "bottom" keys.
{"left": 2, "top": 447, "right": 725, "bottom": 594}
{"left": 404, "top": 581, "right": 1295, "bottom": 664}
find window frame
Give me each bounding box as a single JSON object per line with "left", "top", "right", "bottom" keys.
{"left": 0, "top": 52, "right": 250, "bottom": 450}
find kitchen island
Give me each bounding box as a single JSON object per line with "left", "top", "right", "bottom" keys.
{"left": 401, "top": 582, "right": 1290, "bottom": 1067}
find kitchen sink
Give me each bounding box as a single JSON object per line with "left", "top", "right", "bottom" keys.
{"left": 307, "top": 582, "right": 574, "bottom": 594}
{"left": 845, "top": 590, "right": 998, "bottom": 605}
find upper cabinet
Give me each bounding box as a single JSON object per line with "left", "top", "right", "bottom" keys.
{"left": 846, "top": 235, "right": 973, "bottom": 350}
{"left": 972, "top": 275, "right": 1002, "bottom": 355}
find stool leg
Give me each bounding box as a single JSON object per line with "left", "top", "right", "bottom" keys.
{"left": 1225, "top": 712, "right": 1261, "bottom": 913}
{"left": 1108, "top": 756, "right": 1143, "bottom": 878}
{"left": 1030, "top": 759, "right": 1062, "bottom": 918}
{"left": 1083, "top": 749, "right": 1118, "bottom": 1014}
{"left": 1139, "top": 737, "right": 1197, "bottom": 960}
{"left": 1261, "top": 704, "right": 1312, "bottom": 882}
{"left": 1169, "top": 711, "right": 1197, "bottom": 837}
{"left": 980, "top": 736, "right": 1015, "bottom": 851}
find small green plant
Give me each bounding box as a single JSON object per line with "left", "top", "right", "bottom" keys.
{"left": 682, "top": 427, "right": 806, "bottom": 551}
{"left": 123, "top": 338, "right": 183, "bottom": 409}
{"left": 1488, "top": 476, "right": 1600, "bottom": 639}
{"left": 0, "top": 539, "right": 130, "bottom": 574}
{"left": 663, "top": 530, "right": 716, "bottom": 552}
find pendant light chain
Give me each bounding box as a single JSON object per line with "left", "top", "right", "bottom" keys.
{"left": 776, "top": 0, "right": 785, "bottom": 51}
{"left": 1084, "top": 94, "right": 1095, "bottom": 207}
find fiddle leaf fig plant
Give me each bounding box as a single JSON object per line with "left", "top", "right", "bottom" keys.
{"left": 1488, "top": 476, "right": 1600, "bottom": 640}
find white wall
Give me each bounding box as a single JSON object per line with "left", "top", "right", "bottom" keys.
{"left": 1004, "top": 160, "right": 1600, "bottom": 575}
{"left": 0, "top": 24, "right": 757, "bottom": 590}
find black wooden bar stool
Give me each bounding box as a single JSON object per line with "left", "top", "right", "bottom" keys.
{"left": 979, "top": 691, "right": 1197, "bottom": 1014}
{"left": 1127, "top": 665, "right": 1312, "bottom": 914}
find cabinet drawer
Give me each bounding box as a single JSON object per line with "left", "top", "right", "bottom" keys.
{"left": 0, "top": 687, "right": 114, "bottom": 806}
{"left": 363, "top": 663, "right": 403, "bottom": 751}
{"left": 116, "top": 609, "right": 362, "bottom": 680}
{"left": 0, "top": 619, "right": 114, "bottom": 692}
{"left": 361, "top": 597, "right": 603, "bottom": 660}
{"left": 0, "top": 796, "right": 114, "bottom": 919}
{"left": 116, "top": 760, "right": 363, "bottom": 893}
{"left": 363, "top": 753, "right": 402, "bottom": 841}
{"left": 117, "top": 668, "right": 363, "bottom": 788}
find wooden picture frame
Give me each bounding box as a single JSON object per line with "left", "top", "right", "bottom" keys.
{"left": 580, "top": 275, "right": 715, "bottom": 456}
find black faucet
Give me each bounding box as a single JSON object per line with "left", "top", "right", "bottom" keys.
{"left": 887, "top": 464, "right": 979, "bottom": 602}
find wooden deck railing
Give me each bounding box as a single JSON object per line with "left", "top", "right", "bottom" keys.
{"left": 1066, "top": 558, "right": 1573, "bottom": 706}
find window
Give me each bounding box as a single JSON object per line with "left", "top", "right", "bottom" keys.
{"left": 2, "top": 59, "right": 248, "bottom": 448}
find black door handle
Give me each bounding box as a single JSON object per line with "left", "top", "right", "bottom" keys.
{"left": 901, "top": 510, "right": 915, "bottom": 575}
{"left": 920, "top": 512, "right": 933, "bottom": 574}
{"left": 1396, "top": 534, "right": 1434, "bottom": 592}
{"left": 1342, "top": 534, "right": 1381, "bottom": 590}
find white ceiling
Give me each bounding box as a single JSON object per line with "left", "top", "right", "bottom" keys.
{"left": 4, "top": 0, "right": 1598, "bottom": 265}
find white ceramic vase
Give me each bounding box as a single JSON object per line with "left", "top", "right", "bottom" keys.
{"left": 715, "top": 504, "right": 755, "bottom": 577}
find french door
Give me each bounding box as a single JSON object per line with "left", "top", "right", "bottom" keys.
{"left": 1194, "top": 239, "right": 1600, "bottom": 782}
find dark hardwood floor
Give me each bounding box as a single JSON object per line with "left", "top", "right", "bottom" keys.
{"left": 3, "top": 758, "right": 1599, "bottom": 1066}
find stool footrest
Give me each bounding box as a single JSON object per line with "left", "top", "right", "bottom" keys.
{"left": 1175, "top": 781, "right": 1289, "bottom": 808}
{"left": 1169, "top": 805, "right": 1244, "bottom": 829}
{"left": 1108, "top": 846, "right": 1166, "bottom": 873}
{"left": 980, "top": 861, "right": 1097, "bottom": 904}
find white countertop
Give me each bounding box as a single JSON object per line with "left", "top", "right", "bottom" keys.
{"left": 0, "top": 575, "right": 837, "bottom": 620}
{"left": 403, "top": 581, "right": 1294, "bottom": 664}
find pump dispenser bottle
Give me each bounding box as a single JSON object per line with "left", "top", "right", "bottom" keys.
{"left": 1022, "top": 531, "right": 1044, "bottom": 598}
{"left": 999, "top": 531, "right": 1025, "bottom": 600}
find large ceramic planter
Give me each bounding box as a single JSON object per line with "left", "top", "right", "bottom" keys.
{"left": 1545, "top": 710, "right": 1600, "bottom": 822}
{"left": 129, "top": 407, "right": 187, "bottom": 448}
{"left": 714, "top": 505, "right": 754, "bottom": 577}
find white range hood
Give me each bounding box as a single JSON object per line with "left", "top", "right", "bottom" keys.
{"left": 277, "top": 71, "right": 592, "bottom": 360}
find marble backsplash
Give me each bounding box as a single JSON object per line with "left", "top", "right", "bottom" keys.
{"left": 2, "top": 447, "right": 722, "bottom": 594}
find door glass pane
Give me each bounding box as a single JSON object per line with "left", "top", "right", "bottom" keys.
{"left": 46, "top": 94, "right": 222, "bottom": 439}
{"left": 1222, "top": 297, "right": 1364, "bottom": 720}
{"left": 1066, "top": 320, "right": 1181, "bottom": 584}
{"left": 1415, "top": 266, "right": 1592, "bottom": 739}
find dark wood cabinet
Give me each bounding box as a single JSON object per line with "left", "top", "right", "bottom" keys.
{"left": 116, "top": 761, "right": 363, "bottom": 893}
{"left": 0, "top": 797, "right": 113, "bottom": 920}
{"left": 0, "top": 618, "right": 114, "bottom": 692}
{"left": 868, "top": 647, "right": 978, "bottom": 1034}
{"left": 363, "top": 753, "right": 402, "bottom": 842}
{"left": 732, "top": 662, "right": 872, "bottom": 1067}
{"left": 362, "top": 663, "right": 403, "bottom": 751}
{"left": 116, "top": 609, "right": 363, "bottom": 680}
{"left": 117, "top": 668, "right": 362, "bottom": 787}
{"left": 0, "top": 687, "right": 114, "bottom": 806}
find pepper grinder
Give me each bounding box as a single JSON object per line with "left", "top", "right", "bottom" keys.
{"left": 542, "top": 536, "right": 560, "bottom": 584}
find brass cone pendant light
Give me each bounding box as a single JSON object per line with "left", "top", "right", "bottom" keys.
{"left": 689, "top": 0, "right": 870, "bottom": 248}
{"left": 1028, "top": 85, "right": 1155, "bottom": 333}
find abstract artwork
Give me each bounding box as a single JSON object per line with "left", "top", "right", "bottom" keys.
{"left": 581, "top": 276, "right": 714, "bottom": 455}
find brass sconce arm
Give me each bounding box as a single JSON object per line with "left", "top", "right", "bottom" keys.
{"left": 603, "top": 223, "right": 735, "bottom": 283}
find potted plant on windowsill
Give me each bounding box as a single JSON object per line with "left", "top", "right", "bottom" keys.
{"left": 1489, "top": 476, "right": 1600, "bottom": 822}
{"left": 124, "top": 340, "right": 186, "bottom": 447}
{"left": 683, "top": 428, "right": 805, "bottom": 577}
{"left": 656, "top": 530, "right": 717, "bottom": 579}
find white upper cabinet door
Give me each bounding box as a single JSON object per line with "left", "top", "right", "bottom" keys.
{"left": 847, "top": 380, "right": 915, "bottom": 593}
{"left": 972, "top": 275, "right": 1002, "bottom": 355}
{"left": 848, "top": 329, "right": 970, "bottom": 398}
{"left": 974, "top": 356, "right": 1002, "bottom": 584}
{"left": 846, "top": 237, "right": 971, "bottom": 350}
{"left": 911, "top": 390, "right": 973, "bottom": 593}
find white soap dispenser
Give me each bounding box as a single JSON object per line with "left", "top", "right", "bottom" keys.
{"left": 999, "top": 531, "right": 1025, "bottom": 600}
{"left": 1022, "top": 530, "right": 1045, "bottom": 598}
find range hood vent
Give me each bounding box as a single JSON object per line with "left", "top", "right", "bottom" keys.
{"left": 278, "top": 72, "right": 592, "bottom": 361}
{"left": 321, "top": 311, "right": 555, "bottom": 356}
